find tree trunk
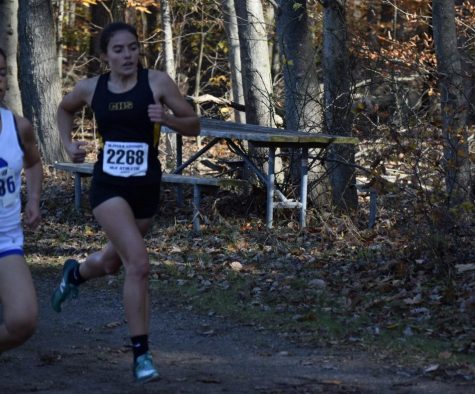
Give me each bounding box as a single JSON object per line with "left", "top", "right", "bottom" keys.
{"left": 160, "top": 0, "right": 177, "bottom": 171}
{"left": 432, "top": 0, "right": 472, "bottom": 204}
{"left": 276, "top": 0, "right": 325, "bottom": 205}
{"left": 111, "top": 0, "right": 127, "bottom": 21}
{"left": 265, "top": 3, "right": 280, "bottom": 84}
{"left": 56, "top": 0, "right": 64, "bottom": 79}
{"left": 234, "top": 0, "right": 276, "bottom": 186}
{"left": 322, "top": 0, "right": 358, "bottom": 211}
{"left": 456, "top": 0, "right": 475, "bottom": 126}
{"left": 222, "top": 0, "right": 245, "bottom": 123}
{"left": 0, "top": 0, "right": 22, "bottom": 114}
{"left": 142, "top": 4, "right": 159, "bottom": 68}
{"left": 18, "top": 0, "right": 65, "bottom": 164}
{"left": 276, "top": 0, "right": 321, "bottom": 132}
{"left": 88, "top": 2, "right": 111, "bottom": 75}
{"left": 161, "top": 0, "right": 175, "bottom": 81}
{"left": 234, "top": 0, "right": 274, "bottom": 127}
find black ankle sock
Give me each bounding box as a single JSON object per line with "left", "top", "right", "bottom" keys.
{"left": 131, "top": 335, "right": 149, "bottom": 360}
{"left": 68, "top": 264, "right": 86, "bottom": 286}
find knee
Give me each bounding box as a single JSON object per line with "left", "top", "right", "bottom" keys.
{"left": 7, "top": 312, "right": 37, "bottom": 346}
{"left": 125, "top": 256, "right": 150, "bottom": 280}
{"left": 104, "top": 261, "right": 121, "bottom": 276}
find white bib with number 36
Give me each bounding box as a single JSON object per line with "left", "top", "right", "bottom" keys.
{"left": 103, "top": 141, "right": 148, "bottom": 177}
{"left": 0, "top": 167, "right": 19, "bottom": 208}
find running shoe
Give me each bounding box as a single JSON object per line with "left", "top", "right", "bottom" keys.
{"left": 51, "top": 259, "right": 80, "bottom": 313}
{"left": 133, "top": 351, "right": 160, "bottom": 383}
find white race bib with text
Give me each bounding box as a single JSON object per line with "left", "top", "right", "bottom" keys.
{"left": 0, "top": 167, "right": 19, "bottom": 208}
{"left": 103, "top": 141, "right": 148, "bottom": 177}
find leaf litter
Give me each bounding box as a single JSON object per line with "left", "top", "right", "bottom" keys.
{"left": 20, "top": 167, "right": 475, "bottom": 386}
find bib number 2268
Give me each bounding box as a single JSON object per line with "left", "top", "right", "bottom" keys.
{"left": 103, "top": 141, "right": 148, "bottom": 177}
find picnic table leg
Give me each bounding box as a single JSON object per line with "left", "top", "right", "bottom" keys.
{"left": 368, "top": 189, "right": 377, "bottom": 228}
{"left": 192, "top": 184, "right": 201, "bottom": 233}
{"left": 176, "top": 134, "right": 184, "bottom": 207}
{"left": 74, "top": 173, "right": 82, "bottom": 211}
{"left": 300, "top": 149, "right": 308, "bottom": 228}
{"left": 266, "top": 147, "right": 275, "bottom": 228}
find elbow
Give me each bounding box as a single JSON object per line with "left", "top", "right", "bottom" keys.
{"left": 181, "top": 118, "right": 200, "bottom": 136}
{"left": 192, "top": 125, "right": 201, "bottom": 136}
{"left": 193, "top": 118, "right": 201, "bottom": 136}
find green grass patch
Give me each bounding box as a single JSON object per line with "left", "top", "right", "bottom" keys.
{"left": 151, "top": 267, "right": 475, "bottom": 367}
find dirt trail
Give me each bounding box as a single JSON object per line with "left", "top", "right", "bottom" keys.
{"left": 0, "top": 265, "right": 472, "bottom": 393}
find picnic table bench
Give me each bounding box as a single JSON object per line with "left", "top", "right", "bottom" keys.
{"left": 53, "top": 161, "right": 246, "bottom": 233}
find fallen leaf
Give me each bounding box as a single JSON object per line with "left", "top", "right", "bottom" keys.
{"left": 230, "top": 261, "right": 243, "bottom": 271}
{"left": 423, "top": 364, "right": 439, "bottom": 373}
{"left": 438, "top": 351, "right": 452, "bottom": 359}
{"left": 104, "top": 321, "right": 122, "bottom": 329}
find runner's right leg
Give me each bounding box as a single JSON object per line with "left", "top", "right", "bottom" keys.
{"left": 0, "top": 254, "right": 38, "bottom": 352}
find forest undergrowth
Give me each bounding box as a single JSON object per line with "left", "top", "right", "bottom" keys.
{"left": 25, "top": 134, "right": 475, "bottom": 381}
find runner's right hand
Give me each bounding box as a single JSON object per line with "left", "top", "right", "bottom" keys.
{"left": 66, "top": 140, "right": 88, "bottom": 163}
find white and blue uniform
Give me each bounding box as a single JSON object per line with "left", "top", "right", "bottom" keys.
{"left": 0, "top": 107, "right": 24, "bottom": 258}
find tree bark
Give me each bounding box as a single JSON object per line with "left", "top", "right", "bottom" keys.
{"left": 55, "top": 0, "right": 64, "bottom": 79}
{"left": 161, "top": 0, "right": 175, "bottom": 81}
{"left": 432, "top": 0, "right": 472, "bottom": 204}
{"left": 18, "top": 0, "right": 65, "bottom": 163}
{"left": 276, "top": 0, "right": 325, "bottom": 204}
{"left": 160, "top": 0, "right": 177, "bottom": 171}
{"left": 322, "top": 0, "right": 358, "bottom": 210}
{"left": 0, "top": 0, "right": 22, "bottom": 114}
{"left": 276, "top": 0, "right": 321, "bottom": 131}
{"left": 234, "top": 0, "right": 275, "bottom": 127}
{"left": 142, "top": 5, "right": 159, "bottom": 68}
{"left": 222, "top": 0, "right": 245, "bottom": 123}
{"left": 111, "top": 0, "right": 127, "bottom": 21}
{"left": 88, "top": 2, "right": 111, "bottom": 75}
{"left": 234, "top": 0, "right": 276, "bottom": 186}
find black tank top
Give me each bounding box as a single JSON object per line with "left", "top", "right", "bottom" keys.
{"left": 91, "top": 68, "right": 161, "bottom": 185}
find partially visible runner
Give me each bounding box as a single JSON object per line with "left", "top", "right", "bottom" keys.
{"left": 0, "top": 47, "right": 43, "bottom": 353}
{"left": 50, "top": 22, "right": 200, "bottom": 382}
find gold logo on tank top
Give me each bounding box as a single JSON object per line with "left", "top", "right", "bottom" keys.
{"left": 108, "top": 101, "right": 134, "bottom": 111}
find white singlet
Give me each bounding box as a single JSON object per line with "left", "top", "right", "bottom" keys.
{"left": 0, "top": 108, "right": 24, "bottom": 257}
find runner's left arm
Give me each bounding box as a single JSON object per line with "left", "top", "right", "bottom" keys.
{"left": 17, "top": 115, "right": 43, "bottom": 229}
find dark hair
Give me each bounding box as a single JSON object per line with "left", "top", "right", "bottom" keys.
{"left": 0, "top": 48, "right": 6, "bottom": 61}
{"left": 99, "top": 22, "right": 139, "bottom": 54}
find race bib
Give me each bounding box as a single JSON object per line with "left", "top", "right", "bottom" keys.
{"left": 103, "top": 141, "right": 148, "bottom": 177}
{"left": 0, "top": 167, "right": 19, "bottom": 208}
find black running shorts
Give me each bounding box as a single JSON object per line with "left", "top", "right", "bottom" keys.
{"left": 89, "top": 179, "right": 161, "bottom": 219}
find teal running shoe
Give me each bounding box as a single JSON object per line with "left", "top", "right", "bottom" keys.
{"left": 51, "top": 259, "right": 80, "bottom": 313}
{"left": 133, "top": 352, "right": 160, "bottom": 383}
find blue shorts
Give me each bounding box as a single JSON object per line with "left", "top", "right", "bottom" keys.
{"left": 89, "top": 179, "right": 161, "bottom": 219}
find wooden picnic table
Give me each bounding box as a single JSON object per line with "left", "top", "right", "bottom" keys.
{"left": 163, "top": 117, "right": 359, "bottom": 228}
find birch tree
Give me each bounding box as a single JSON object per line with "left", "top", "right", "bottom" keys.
{"left": 161, "top": 0, "right": 175, "bottom": 81}
{"left": 234, "top": 0, "right": 274, "bottom": 126}
{"left": 0, "top": 0, "right": 22, "bottom": 114}
{"left": 222, "top": 0, "right": 245, "bottom": 123}
{"left": 161, "top": 0, "right": 177, "bottom": 170}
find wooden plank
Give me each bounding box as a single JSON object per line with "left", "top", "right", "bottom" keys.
{"left": 53, "top": 162, "right": 245, "bottom": 188}
{"left": 161, "top": 173, "right": 219, "bottom": 186}
{"left": 163, "top": 118, "right": 359, "bottom": 145}
{"left": 54, "top": 161, "right": 93, "bottom": 174}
